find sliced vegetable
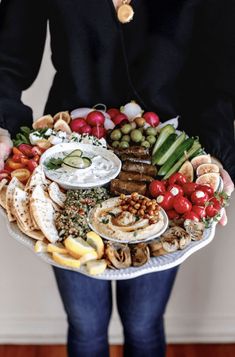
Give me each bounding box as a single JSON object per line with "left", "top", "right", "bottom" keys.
{"left": 162, "top": 140, "right": 201, "bottom": 179}
{"left": 152, "top": 133, "right": 177, "bottom": 165}
{"left": 152, "top": 124, "right": 175, "bottom": 155}
{"left": 67, "top": 149, "right": 83, "bottom": 157}
{"left": 63, "top": 156, "right": 91, "bottom": 169}
{"left": 11, "top": 168, "right": 31, "bottom": 183}
{"left": 158, "top": 138, "right": 194, "bottom": 177}
{"left": 154, "top": 132, "right": 186, "bottom": 166}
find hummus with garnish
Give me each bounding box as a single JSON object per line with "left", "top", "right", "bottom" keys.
{"left": 89, "top": 197, "right": 166, "bottom": 242}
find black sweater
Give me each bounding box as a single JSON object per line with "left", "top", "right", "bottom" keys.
{"left": 0, "top": 0, "right": 235, "bottom": 180}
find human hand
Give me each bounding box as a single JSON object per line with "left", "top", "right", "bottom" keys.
{"left": 0, "top": 128, "right": 13, "bottom": 170}
{"left": 218, "top": 168, "right": 234, "bottom": 226}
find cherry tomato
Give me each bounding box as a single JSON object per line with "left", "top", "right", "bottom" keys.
{"left": 27, "top": 160, "right": 38, "bottom": 172}
{"left": 12, "top": 147, "right": 24, "bottom": 155}
{"left": 192, "top": 205, "right": 206, "bottom": 219}
{"left": 167, "top": 184, "right": 184, "bottom": 197}
{"left": 197, "top": 184, "right": 214, "bottom": 198}
{"left": 12, "top": 153, "right": 25, "bottom": 163}
{"left": 183, "top": 211, "right": 200, "bottom": 221}
{"left": 191, "top": 190, "right": 209, "bottom": 206}
{"left": 33, "top": 154, "right": 40, "bottom": 163}
{"left": 206, "top": 203, "right": 220, "bottom": 218}
{"left": 149, "top": 180, "right": 166, "bottom": 197}
{"left": 156, "top": 192, "right": 174, "bottom": 210}
{"left": 168, "top": 172, "right": 187, "bottom": 186}
{"left": 167, "top": 209, "right": 180, "bottom": 220}
{"left": 31, "top": 146, "right": 43, "bottom": 156}
{"left": 182, "top": 182, "right": 198, "bottom": 197}
{"left": 11, "top": 168, "right": 31, "bottom": 183}
{"left": 18, "top": 144, "right": 34, "bottom": 157}
{"left": 21, "top": 157, "right": 30, "bottom": 165}
{"left": 6, "top": 158, "right": 24, "bottom": 170}
{"left": 209, "top": 197, "right": 221, "bottom": 209}
{"left": 173, "top": 196, "right": 192, "bottom": 214}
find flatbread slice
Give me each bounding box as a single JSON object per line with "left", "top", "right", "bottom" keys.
{"left": 25, "top": 165, "right": 48, "bottom": 193}
{"left": 48, "top": 182, "right": 66, "bottom": 208}
{"left": 16, "top": 221, "right": 45, "bottom": 241}
{"left": 29, "top": 202, "right": 40, "bottom": 230}
{"left": 0, "top": 179, "right": 8, "bottom": 209}
{"left": 30, "top": 185, "right": 60, "bottom": 243}
{"left": 6, "top": 177, "right": 24, "bottom": 222}
{"left": 13, "top": 187, "right": 35, "bottom": 231}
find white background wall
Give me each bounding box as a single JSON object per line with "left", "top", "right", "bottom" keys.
{"left": 0, "top": 30, "right": 235, "bottom": 345}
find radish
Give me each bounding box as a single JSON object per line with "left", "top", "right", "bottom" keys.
{"left": 91, "top": 126, "right": 106, "bottom": 139}
{"left": 143, "top": 112, "right": 160, "bottom": 127}
{"left": 113, "top": 113, "right": 128, "bottom": 126}
{"left": 86, "top": 111, "right": 105, "bottom": 127}
{"left": 70, "top": 118, "right": 86, "bottom": 132}
{"left": 79, "top": 124, "right": 92, "bottom": 135}
{"left": 107, "top": 108, "right": 120, "bottom": 119}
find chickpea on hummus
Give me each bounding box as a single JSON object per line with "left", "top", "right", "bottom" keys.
{"left": 89, "top": 192, "right": 167, "bottom": 242}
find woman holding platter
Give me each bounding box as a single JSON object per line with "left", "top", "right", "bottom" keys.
{"left": 0, "top": 1, "right": 234, "bottom": 356}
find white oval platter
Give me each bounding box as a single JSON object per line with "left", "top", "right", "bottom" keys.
{"left": 0, "top": 206, "right": 217, "bottom": 280}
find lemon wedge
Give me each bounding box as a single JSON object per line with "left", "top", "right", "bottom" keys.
{"left": 86, "top": 231, "right": 104, "bottom": 259}
{"left": 64, "top": 236, "right": 95, "bottom": 258}
{"left": 34, "top": 241, "right": 48, "bottom": 253}
{"left": 47, "top": 242, "right": 68, "bottom": 254}
{"left": 86, "top": 259, "right": 107, "bottom": 275}
{"left": 79, "top": 251, "right": 98, "bottom": 265}
{"left": 52, "top": 252, "right": 81, "bottom": 268}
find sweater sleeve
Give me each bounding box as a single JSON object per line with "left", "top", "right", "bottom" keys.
{"left": 0, "top": 0, "right": 47, "bottom": 137}
{"left": 180, "top": 0, "right": 235, "bottom": 182}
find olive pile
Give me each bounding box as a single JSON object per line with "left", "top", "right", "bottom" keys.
{"left": 109, "top": 117, "right": 158, "bottom": 149}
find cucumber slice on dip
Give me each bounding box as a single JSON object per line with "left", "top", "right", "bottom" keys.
{"left": 67, "top": 149, "right": 83, "bottom": 157}
{"left": 82, "top": 157, "right": 92, "bottom": 168}
{"left": 63, "top": 156, "right": 92, "bottom": 169}
{"left": 63, "top": 156, "right": 85, "bottom": 169}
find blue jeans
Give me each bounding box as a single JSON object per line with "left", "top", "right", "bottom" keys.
{"left": 53, "top": 267, "right": 178, "bottom": 357}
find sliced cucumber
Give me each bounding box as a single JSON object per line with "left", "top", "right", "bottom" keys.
{"left": 158, "top": 137, "right": 194, "bottom": 176}
{"left": 82, "top": 157, "right": 92, "bottom": 168}
{"left": 163, "top": 140, "right": 202, "bottom": 179}
{"left": 154, "top": 132, "right": 186, "bottom": 166}
{"left": 152, "top": 133, "right": 177, "bottom": 165}
{"left": 152, "top": 124, "right": 175, "bottom": 155}
{"left": 63, "top": 156, "right": 85, "bottom": 169}
{"left": 67, "top": 149, "right": 83, "bottom": 157}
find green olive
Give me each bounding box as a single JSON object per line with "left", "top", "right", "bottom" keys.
{"left": 122, "top": 135, "right": 131, "bottom": 142}
{"left": 112, "top": 141, "right": 120, "bottom": 148}
{"left": 146, "top": 135, "right": 157, "bottom": 145}
{"left": 130, "top": 122, "right": 137, "bottom": 130}
{"left": 141, "top": 135, "right": 146, "bottom": 142}
{"left": 141, "top": 140, "right": 151, "bottom": 148}
{"left": 130, "top": 129, "right": 143, "bottom": 143}
{"left": 145, "top": 127, "right": 157, "bottom": 136}
{"left": 121, "top": 123, "right": 132, "bottom": 134}
{"left": 110, "top": 129, "right": 122, "bottom": 141}
{"left": 119, "top": 141, "right": 130, "bottom": 149}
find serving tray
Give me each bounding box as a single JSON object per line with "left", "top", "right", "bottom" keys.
{"left": 0, "top": 207, "right": 216, "bottom": 280}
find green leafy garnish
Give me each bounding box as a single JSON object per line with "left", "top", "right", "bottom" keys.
{"left": 13, "top": 126, "right": 32, "bottom": 146}
{"left": 45, "top": 158, "right": 63, "bottom": 170}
